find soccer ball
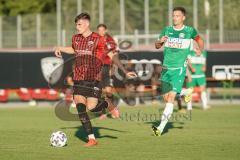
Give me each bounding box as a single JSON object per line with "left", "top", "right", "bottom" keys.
{"left": 50, "top": 131, "right": 67, "bottom": 147}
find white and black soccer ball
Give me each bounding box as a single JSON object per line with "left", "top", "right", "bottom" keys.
{"left": 50, "top": 131, "right": 67, "bottom": 147}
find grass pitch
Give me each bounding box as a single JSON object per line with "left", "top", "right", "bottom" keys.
{"left": 0, "top": 103, "right": 240, "bottom": 160}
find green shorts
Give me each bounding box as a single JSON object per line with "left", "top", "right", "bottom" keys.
{"left": 187, "top": 76, "right": 206, "bottom": 87}
{"left": 160, "top": 67, "right": 186, "bottom": 93}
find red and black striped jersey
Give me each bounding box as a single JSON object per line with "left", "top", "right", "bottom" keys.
{"left": 102, "top": 34, "right": 117, "bottom": 65}
{"left": 71, "top": 32, "right": 107, "bottom": 81}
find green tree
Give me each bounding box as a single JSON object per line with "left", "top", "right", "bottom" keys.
{"left": 0, "top": 0, "right": 55, "bottom": 16}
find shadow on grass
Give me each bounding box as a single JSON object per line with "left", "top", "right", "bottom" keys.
{"left": 145, "top": 121, "right": 184, "bottom": 135}
{"left": 61, "top": 126, "right": 126, "bottom": 142}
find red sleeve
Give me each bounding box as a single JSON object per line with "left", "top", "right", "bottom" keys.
{"left": 194, "top": 35, "right": 201, "bottom": 42}
{"left": 105, "top": 34, "right": 117, "bottom": 53}
{"left": 95, "top": 36, "right": 106, "bottom": 59}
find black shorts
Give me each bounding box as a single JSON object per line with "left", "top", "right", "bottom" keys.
{"left": 102, "top": 64, "right": 111, "bottom": 88}
{"left": 73, "top": 80, "right": 102, "bottom": 98}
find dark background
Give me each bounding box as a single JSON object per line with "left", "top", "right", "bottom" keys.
{"left": 0, "top": 51, "right": 239, "bottom": 88}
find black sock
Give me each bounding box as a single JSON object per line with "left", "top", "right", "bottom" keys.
{"left": 76, "top": 103, "right": 93, "bottom": 135}
{"left": 176, "top": 94, "right": 182, "bottom": 110}
{"left": 90, "top": 100, "right": 108, "bottom": 113}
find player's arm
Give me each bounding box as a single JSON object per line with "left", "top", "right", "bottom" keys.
{"left": 104, "top": 35, "right": 137, "bottom": 78}
{"left": 187, "top": 59, "right": 195, "bottom": 73}
{"left": 55, "top": 35, "right": 76, "bottom": 58}
{"left": 192, "top": 27, "right": 204, "bottom": 52}
{"left": 54, "top": 47, "right": 75, "bottom": 58}
{"left": 108, "top": 52, "right": 137, "bottom": 78}
{"left": 108, "top": 52, "right": 127, "bottom": 74}
{"left": 202, "top": 64, "right": 206, "bottom": 72}
{"left": 155, "top": 36, "right": 168, "bottom": 49}
{"left": 186, "top": 67, "right": 192, "bottom": 83}
{"left": 201, "top": 51, "right": 207, "bottom": 72}
{"left": 155, "top": 27, "right": 167, "bottom": 49}
{"left": 194, "top": 35, "right": 204, "bottom": 52}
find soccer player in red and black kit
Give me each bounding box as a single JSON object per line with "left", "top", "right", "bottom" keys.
{"left": 54, "top": 13, "right": 136, "bottom": 147}
{"left": 97, "top": 24, "right": 117, "bottom": 119}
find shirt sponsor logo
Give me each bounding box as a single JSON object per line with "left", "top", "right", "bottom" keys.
{"left": 189, "top": 56, "right": 206, "bottom": 64}
{"left": 166, "top": 37, "right": 183, "bottom": 48}
{"left": 165, "top": 38, "right": 191, "bottom": 49}
{"left": 75, "top": 40, "right": 80, "bottom": 45}
{"left": 88, "top": 41, "right": 94, "bottom": 46}
{"left": 75, "top": 49, "right": 92, "bottom": 55}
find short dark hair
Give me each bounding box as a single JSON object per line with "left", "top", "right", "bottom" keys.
{"left": 173, "top": 7, "right": 186, "bottom": 15}
{"left": 97, "top": 24, "right": 107, "bottom": 29}
{"left": 75, "top": 12, "right": 91, "bottom": 23}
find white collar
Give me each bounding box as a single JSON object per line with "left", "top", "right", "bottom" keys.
{"left": 173, "top": 25, "right": 185, "bottom": 31}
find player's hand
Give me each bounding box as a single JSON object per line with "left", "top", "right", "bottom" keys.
{"left": 160, "top": 36, "right": 168, "bottom": 43}
{"left": 155, "top": 36, "right": 168, "bottom": 49}
{"left": 126, "top": 71, "right": 137, "bottom": 79}
{"left": 191, "top": 68, "right": 196, "bottom": 73}
{"left": 54, "top": 47, "right": 62, "bottom": 58}
{"left": 155, "top": 41, "right": 162, "bottom": 49}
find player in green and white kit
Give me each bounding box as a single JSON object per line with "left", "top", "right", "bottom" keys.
{"left": 186, "top": 47, "right": 210, "bottom": 110}
{"left": 152, "top": 7, "right": 204, "bottom": 136}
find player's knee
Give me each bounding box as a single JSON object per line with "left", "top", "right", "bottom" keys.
{"left": 163, "top": 95, "right": 168, "bottom": 102}
{"left": 87, "top": 104, "right": 97, "bottom": 111}
{"left": 86, "top": 98, "right": 98, "bottom": 110}
{"left": 74, "top": 99, "right": 85, "bottom": 105}
{"left": 105, "top": 87, "right": 112, "bottom": 94}
{"left": 200, "top": 86, "right": 206, "bottom": 92}
{"left": 90, "top": 100, "right": 108, "bottom": 113}
{"left": 166, "top": 94, "right": 176, "bottom": 103}
{"left": 74, "top": 95, "right": 86, "bottom": 104}
{"left": 86, "top": 100, "right": 98, "bottom": 110}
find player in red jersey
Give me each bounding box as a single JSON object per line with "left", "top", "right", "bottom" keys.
{"left": 97, "top": 23, "right": 117, "bottom": 119}
{"left": 54, "top": 13, "right": 136, "bottom": 147}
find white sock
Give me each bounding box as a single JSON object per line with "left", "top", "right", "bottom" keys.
{"left": 157, "top": 103, "right": 174, "bottom": 133}
{"left": 187, "top": 101, "right": 192, "bottom": 110}
{"left": 88, "top": 134, "right": 95, "bottom": 140}
{"left": 201, "top": 91, "right": 208, "bottom": 109}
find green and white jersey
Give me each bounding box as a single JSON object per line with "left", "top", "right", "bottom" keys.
{"left": 188, "top": 50, "right": 207, "bottom": 78}
{"left": 158, "top": 25, "right": 198, "bottom": 68}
